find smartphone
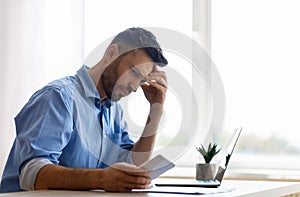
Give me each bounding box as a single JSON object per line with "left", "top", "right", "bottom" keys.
{"left": 139, "top": 155, "right": 175, "bottom": 179}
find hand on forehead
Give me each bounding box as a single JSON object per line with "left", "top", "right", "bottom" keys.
{"left": 133, "top": 62, "right": 156, "bottom": 78}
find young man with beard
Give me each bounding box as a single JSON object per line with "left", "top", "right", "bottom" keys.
{"left": 0, "top": 27, "right": 168, "bottom": 193}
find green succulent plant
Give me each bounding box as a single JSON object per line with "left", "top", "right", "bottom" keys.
{"left": 195, "top": 142, "right": 221, "bottom": 164}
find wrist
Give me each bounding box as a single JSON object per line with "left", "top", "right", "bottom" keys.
{"left": 87, "top": 168, "right": 104, "bottom": 189}
{"left": 150, "top": 103, "right": 164, "bottom": 113}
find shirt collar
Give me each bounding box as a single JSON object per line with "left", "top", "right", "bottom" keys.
{"left": 77, "top": 65, "right": 112, "bottom": 107}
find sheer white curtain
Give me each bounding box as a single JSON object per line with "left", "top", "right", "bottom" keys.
{"left": 0, "top": 0, "right": 83, "bottom": 177}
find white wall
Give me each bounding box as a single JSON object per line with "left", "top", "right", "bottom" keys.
{"left": 0, "top": 0, "right": 83, "bottom": 178}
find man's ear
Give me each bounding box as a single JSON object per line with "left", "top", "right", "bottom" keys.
{"left": 105, "top": 44, "right": 119, "bottom": 63}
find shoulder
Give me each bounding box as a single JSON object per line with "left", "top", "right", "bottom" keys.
{"left": 28, "top": 76, "right": 78, "bottom": 109}
{"left": 15, "top": 76, "right": 78, "bottom": 124}
{"left": 45, "top": 76, "right": 77, "bottom": 95}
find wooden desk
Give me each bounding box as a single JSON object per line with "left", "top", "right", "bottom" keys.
{"left": 0, "top": 179, "right": 299, "bottom": 196}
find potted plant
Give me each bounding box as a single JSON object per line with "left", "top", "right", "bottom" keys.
{"left": 195, "top": 142, "right": 221, "bottom": 180}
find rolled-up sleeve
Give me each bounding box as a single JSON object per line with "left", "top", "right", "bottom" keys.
{"left": 15, "top": 87, "right": 73, "bottom": 188}
{"left": 19, "top": 158, "right": 53, "bottom": 191}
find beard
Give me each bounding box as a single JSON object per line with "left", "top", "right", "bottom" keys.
{"left": 100, "top": 55, "right": 127, "bottom": 101}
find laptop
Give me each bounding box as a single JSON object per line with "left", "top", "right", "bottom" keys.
{"left": 154, "top": 127, "right": 242, "bottom": 188}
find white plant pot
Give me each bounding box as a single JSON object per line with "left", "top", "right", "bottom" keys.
{"left": 196, "top": 163, "right": 218, "bottom": 180}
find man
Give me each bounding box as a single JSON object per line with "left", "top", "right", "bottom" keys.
{"left": 0, "top": 27, "right": 168, "bottom": 193}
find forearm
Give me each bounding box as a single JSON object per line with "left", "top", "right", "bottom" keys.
{"left": 35, "top": 163, "right": 151, "bottom": 192}
{"left": 35, "top": 164, "right": 103, "bottom": 190}
{"left": 131, "top": 134, "right": 156, "bottom": 166}
{"left": 132, "top": 105, "right": 163, "bottom": 165}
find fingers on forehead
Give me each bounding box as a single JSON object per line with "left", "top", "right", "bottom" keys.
{"left": 152, "top": 65, "right": 158, "bottom": 71}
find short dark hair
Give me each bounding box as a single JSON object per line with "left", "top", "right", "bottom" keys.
{"left": 109, "top": 27, "right": 168, "bottom": 67}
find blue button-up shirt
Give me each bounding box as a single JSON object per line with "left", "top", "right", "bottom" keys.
{"left": 0, "top": 66, "right": 134, "bottom": 192}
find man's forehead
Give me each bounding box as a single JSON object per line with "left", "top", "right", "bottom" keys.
{"left": 134, "top": 63, "right": 155, "bottom": 77}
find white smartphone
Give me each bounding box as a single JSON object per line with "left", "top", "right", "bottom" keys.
{"left": 139, "top": 155, "right": 175, "bottom": 179}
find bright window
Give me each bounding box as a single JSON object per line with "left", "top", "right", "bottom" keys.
{"left": 211, "top": 0, "right": 300, "bottom": 173}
